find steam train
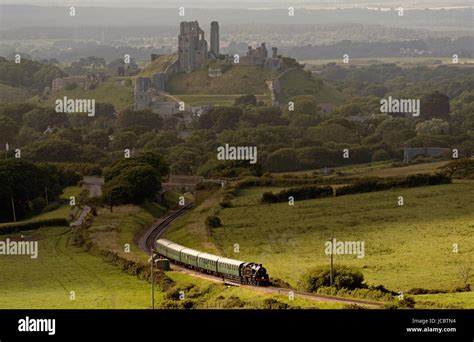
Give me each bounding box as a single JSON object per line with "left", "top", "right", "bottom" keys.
{"left": 155, "top": 238, "right": 269, "bottom": 286}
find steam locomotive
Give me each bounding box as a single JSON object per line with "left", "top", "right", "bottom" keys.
{"left": 155, "top": 238, "right": 269, "bottom": 286}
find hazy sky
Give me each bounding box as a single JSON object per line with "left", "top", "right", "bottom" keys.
{"left": 0, "top": 0, "right": 472, "bottom": 7}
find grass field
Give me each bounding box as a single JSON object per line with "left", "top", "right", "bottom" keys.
{"left": 138, "top": 54, "right": 177, "bottom": 77}
{"left": 37, "top": 77, "right": 134, "bottom": 110}
{"left": 302, "top": 57, "right": 474, "bottom": 67}
{"left": 278, "top": 68, "right": 346, "bottom": 104}
{"left": 88, "top": 203, "right": 166, "bottom": 264}
{"left": 278, "top": 160, "right": 450, "bottom": 178}
{"left": 165, "top": 180, "right": 474, "bottom": 307}
{"left": 167, "top": 65, "right": 274, "bottom": 95}
{"left": 0, "top": 186, "right": 82, "bottom": 228}
{"left": 415, "top": 292, "right": 474, "bottom": 309}
{"left": 0, "top": 208, "right": 344, "bottom": 309}
{"left": 0, "top": 227, "right": 159, "bottom": 309}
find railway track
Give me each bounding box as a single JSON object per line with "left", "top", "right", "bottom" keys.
{"left": 139, "top": 202, "right": 383, "bottom": 308}
{"left": 139, "top": 202, "right": 194, "bottom": 254}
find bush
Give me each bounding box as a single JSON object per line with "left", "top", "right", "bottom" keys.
{"left": 64, "top": 82, "right": 78, "bottom": 90}
{"left": 298, "top": 265, "right": 365, "bottom": 292}
{"left": 0, "top": 218, "right": 69, "bottom": 235}
{"left": 222, "top": 296, "right": 246, "bottom": 308}
{"left": 372, "top": 149, "right": 390, "bottom": 162}
{"left": 205, "top": 216, "right": 221, "bottom": 228}
{"left": 261, "top": 185, "right": 334, "bottom": 203}
{"left": 261, "top": 191, "right": 277, "bottom": 203}
{"left": 219, "top": 199, "right": 233, "bottom": 208}
{"left": 262, "top": 298, "right": 289, "bottom": 310}
{"left": 30, "top": 197, "right": 47, "bottom": 212}
{"left": 335, "top": 173, "right": 451, "bottom": 196}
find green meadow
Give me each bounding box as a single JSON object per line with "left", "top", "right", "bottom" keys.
{"left": 166, "top": 180, "right": 474, "bottom": 307}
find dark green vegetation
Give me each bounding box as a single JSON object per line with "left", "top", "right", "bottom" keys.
{"left": 166, "top": 173, "right": 474, "bottom": 308}
{"left": 1, "top": 58, "right": 473, "bottom": 177}
{"left": 0, "top": 159, "right": 80, "bottom": 222}
{"left": 102, "top": 152, "right": 169, "bottom": 208}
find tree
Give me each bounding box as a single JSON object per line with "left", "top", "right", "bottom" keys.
{"left": 234, "top": 94, "right": 257, "bottom": 106}
{"left": 26, "top": 138, "right": 82, "bottom": 162}
{"left": 415, "top": 118, "right": 450, "bottom": 136}
{"left": 117, "top": 108, "right": 162, "bottom": 131}
{"left": 102, "top": 152, "right": 169, "bottom": 207}
{"left": 0, "top": 115, "right": 19, "bottom": 146}
{"left": 297, "top": 265, "right": 365, "bottom": 292}
{"left": 421, "top": 91, "right": 450, "bottom": 120}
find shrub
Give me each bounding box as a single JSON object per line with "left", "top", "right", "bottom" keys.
{"left": 219, "top": 199, "right": 233, "bottom": 208}
{"left": 65, "top": 82, "right": 78, "bottom": 90}
{"left": 372, "top": 149, "right": 390, "bottom": 162}
{"left": 261, "top": 191, "right": 277, "bottom": 203}
{"left": 298, "top": 265, "right": 365, "bottom": 292}
{"left": 261, "top": 185, "right": 333, "bottom": 203}
{"left": 30, "top": 197, "right": 47, "bottom": 212}
{"left": 205, "top": 216, "right": 221, "bottom": 228}
{"left": 0, "top": 218, "right": 69, "bottom": 235}
{"left": 335, "top": 173, "right": 451, "bottom": 196}
{"left": 222, "top": 296, "right": 246, "bottom": 308}
{"left": 262, "top": 298, "right": 289, "bottom": 310}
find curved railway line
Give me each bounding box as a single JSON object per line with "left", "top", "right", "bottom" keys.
{"left": 138, "top": 202, "right": 383, "bottom": 308}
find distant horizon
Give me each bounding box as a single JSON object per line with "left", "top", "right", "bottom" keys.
{"left": 0, "top": 0, "right": 473, "bottom": 9}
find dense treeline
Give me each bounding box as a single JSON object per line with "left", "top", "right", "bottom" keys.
{"left": 101, "top": 152, "right": 169, "bottom": 208}
{"left": 0, "top": 57, "right": 66, "bottom": 92}
{"left": 261, "top": 185, "right": 333, "bottom": 203}
{"left": 1, "top": 61, "right": 473, "bottom": 178}
{"left": 334, "top": 173, "right": 451, "bottom": 196}
{"left": 0, "top": 159, "right": 80, "bottom": 222}
{"left": 259, "top": 173, "right": 452, "bottom": 203}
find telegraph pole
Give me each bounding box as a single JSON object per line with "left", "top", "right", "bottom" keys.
{"left": 150, "top": 248, "right": 155, "bottom": 309}
{"left": 330, "top": 237, "right": 334, "bottom": 287}
{"left": 11, "top": 196, "right": 16, "bottom": 222}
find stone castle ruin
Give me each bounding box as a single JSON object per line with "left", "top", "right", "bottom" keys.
{"left": 52, "top": 73, "right": 105, "bottom": 92}
{"left": 240, "top": 43, "right": 282, "bottom": 71}
{"left": 134, "top": 20, "right": 283, "bottom": 113}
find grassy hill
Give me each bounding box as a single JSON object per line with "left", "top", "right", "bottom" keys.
{"left": 167, "top": 65, "right": 273, "bottom": 95}
{"left": 0, "top": 83, "right": 32, "bottom": 102}
{"left": 0, "top": 202, "right": 343, "bottom": 309}
{"left": 36, "top": 77, "right": 134, "bottom": 111}
{"left": 165, "top": 179, "right": 474, "bottom": 307}
{"left": 278, "top": 68, "right": 345, "bottom": 104}
{"left": 138, "top": 54, "right": 178, "bottom": 77}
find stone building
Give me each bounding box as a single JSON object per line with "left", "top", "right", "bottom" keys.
{"left": 210, "top": 21, "right": 220, "bottom": 58}
{"left": 51, "top": 73, "right": 104, "bottom": 92}
{"left": 178, "top": 21, "right": 208, "bottom": 73}
{"left": 240, "top": 43, "right": 282, "bottom": 71}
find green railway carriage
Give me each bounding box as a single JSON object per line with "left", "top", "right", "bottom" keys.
{"left": 155, "top": 238, "right": 269, "bottom": 285}
{"left": 197, "top": 252, "right": 219, "bottom": 273}
{"left": 155, "top": 239, "right": 174, "bottom": 258}
{"left": 164, "top": 242, "right": 184, "bottom": 262}
{"left": 180, "top": 248, "right": 200, "bottom": 267}
{"left": 217, "top": 257, "right": 243, "bottom": 277}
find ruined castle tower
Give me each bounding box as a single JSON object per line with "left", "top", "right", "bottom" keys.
{"left": 210, "top": 21, "right": 220, "bottom": 57}
{"left": 272, "top": 47, "right": 278, "bottom": 58}
{"left": 178, "top": 21, "right": 208, "bottom": 73}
